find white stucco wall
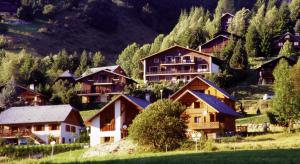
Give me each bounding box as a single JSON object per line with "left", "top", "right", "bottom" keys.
{"left": 60, "top": 122, "right": 82, "bottom": 144}
{"left": 89, "top": 100, "right": 122, "bottom": 147}
{"left": 211, "top": 63, "right": 220, "bottom": 73}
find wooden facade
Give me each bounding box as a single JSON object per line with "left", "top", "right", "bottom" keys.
{"left": 257, "top": 56, "right": 297, "bottom": 85}
{"left": 199, "top": 35, "right": 230, "bottom": 54}
{"left": 76, "top": 66, "right": 135, "bottom": 103}
{"left": 273, "top": 32, "right": 300, "bottom": 52}
{"left": 141, "top": 45, "right": 221, "bottom": 83}
{"left": 220, "top": 13, "right": 234, "bottom": 31}
{"left": 170, "top": 77, "right": 239, "bottom": 138}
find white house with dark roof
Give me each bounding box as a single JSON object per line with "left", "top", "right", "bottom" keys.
{"left": 0, "top": 105, "right": 84, "bottom": 145}
{"left": 86, "top": 94, "right": 150, "bottom": 146}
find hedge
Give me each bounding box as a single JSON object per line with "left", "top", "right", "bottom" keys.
{"left": 0, "top": 143, "right": 84, "bottom": 158}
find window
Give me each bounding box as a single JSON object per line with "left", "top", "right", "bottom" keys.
{"left": 194, "top": 117, "right": 200, "bottom": 123}
{"left": 294, "top": 42, "right": 299, "bottom": 46}
{"left": 150, "top": 66, "right": 158, "bottom": 73}
{"left": 165, "top": 56, "right": 173, "bottom": 63}
{"left": 35, "top": 125, "right": 44, "bottom": 131}
{"left": 203, "top": 117, "right": 206, "bottom": 123}
{"left": 184, "top": 66, "right": 190, "bottom": 71}
{"left": 194, "top": 102, "right": 200, "bottom": 108}
{"left": 65, "top": 125, "right": 70, "bottom": 132}
{"left": 154, "top": 58, "right": 160, "bottom": 63}
{"left": 71, "top": 126, "right": 76, "bottom": 133}
{"left": 49, "top": 124, "right": 59, "bottom": 130}
{"left": 175, "top": 56, "right": 180, "bottom": 63}
{"left": 198, "top": 64, "right": 208, "bottom": 72}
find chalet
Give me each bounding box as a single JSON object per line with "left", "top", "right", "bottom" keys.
{"left": 0, "top": 83, "right": 47, "bottom": 106}
{"left": 220, "top": 13, "right": 234, "bottom": 31}
{"left": 76, "top": 65, "right": 135, "bottom": 103}
{"left": 170, "top": 76, "right": 240, "bottom": 138}
{"left": 141, "top": 45, "right": 223, "bottom": 83}
{"left": 86, "top": 94, "right": 149, "bottom": 146}
{"left": 0, "top": 105, "right": 84, "bottom": 145}
{"left": 257, "top": 56, "right": 297, "bottom": 85}
{"left": 273, "top": 32, "right": 300, "bottom": 52}
{"left": 199, "top": 31, "right": 240, "bottom": 54}
{"left": 55, "top": 70, "right": 76, "bottom": 84}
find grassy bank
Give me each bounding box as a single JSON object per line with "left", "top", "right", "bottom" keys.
{"left": 7, "top": 132, "right": 300, "bottom": 164}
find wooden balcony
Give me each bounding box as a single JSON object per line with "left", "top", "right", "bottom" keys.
{"left": 77, "top": 88, "right": 121, "bottom": 95}
{"left": 0, "top": 129, "right": 32, "bottom": 138}
{"left": 146, "top": 69, "right": 209, "bottom": 76}
{"left": 93, "top": 80, "right": 114, "bottom": 85}
{"left": 161, "top": 59, "right": 195, "bottom": 65}
{"left": 188, "top": 122, "right": 223, "bottom": 130}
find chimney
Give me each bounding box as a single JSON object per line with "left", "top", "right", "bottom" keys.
{"left": 198, "top": 46, "right": 202, "bottom": 52}
{"left": 29, "top": 84, "right": 34, "bottom": 90}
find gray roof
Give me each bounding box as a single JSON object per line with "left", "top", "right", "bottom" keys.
{"left": 0, "top": 105, "right": 75, "bottom": 125}
{"left": 191, "top": 91, "right": 241, "bottom": 117}
{"left": 59, "top": 70, "right": 75, "bottom": 78}
{"left": 123, "top": 95, "right": 150, "bottom": 109}
{"left": 81, "top": 65, "right": 119, "bottom": 77}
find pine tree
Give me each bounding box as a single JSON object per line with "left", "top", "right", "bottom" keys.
{"left": 228, "top": 8, "right": 251, "bottom": 37}
{"left": 289, "top": 0, "right": 300, "bottom": 21}
{"left": 229, "top": 40, "right": 248, "bottom": 70}
{"left": 279, "top": 41, "right": 295, "bottom": 57}
{"left": 278, "top": 3, "right": 293, "bottom": 33}
{"left": 245, "top": 25, "right": 261, "bottom": 57}
{"left": 272, "top": 60, "right": 299, "bottom": 132}
{"left": 75, "top": 50, "right": 89, "bottom": 76}
{"left": 92, "top": 51, "right": 105, "bottom": 67}
{"left": 149, "top": 34, "right": 164, "bottom": 54}
{"left": 116, "top": 43, "right": 139, "bottom": 76}
{"left": 294, "top": 19, "right": 300, "bottom": 33}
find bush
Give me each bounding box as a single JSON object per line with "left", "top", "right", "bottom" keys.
{"left": 128, "top": 99, "right": 187, "bottom": 151}
{"left": 43, "top": 4, "right": 57, "bottom": 19}
{"left": 220, "top": 136, "right": 243, "bottom": 143}
{"left": 0, "top": 144, "right": 84, "bottom": 158}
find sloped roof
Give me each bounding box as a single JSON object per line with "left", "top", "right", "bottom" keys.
{"left": 177, "top": 90, "right": 240, "bottom": 117}
{"left": 140, "top": 45, "right": 212, "bottom": 61}
{"left": 59, "top": 70, "right": 75, "bottom": 78}
{"left": 81, "top": 65, "right": 120, "bottom": 77}
{"left": 274, "top": 32, "right": 300, "bottom": 42}
{"left": 221, "top": 12, "right": 234, "bottom": 18}
{"left": 200, "top": 35, "right": 230, "bottom": 47}
{"left": 170, "top": 76, "right": 237, "bottom": 101}
{"left": 0, "top": 83, "right": 45, "bottom": 97}
{"left": 86, "top": 94, "right": 150, "bottom": 123}
{"left": 0, "top": 105, "right": 79, "bottom": 125}
{"left": 257, "top": 56, "right": 297, "bottom": 70}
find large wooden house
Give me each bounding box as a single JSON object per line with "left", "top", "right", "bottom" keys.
{"left": 170, "top": 76, "right": 240, "bottom": 138}
{"left": 257, "top": 56, "right": 297, "bottom": 85}
{"left": 0, "top": 84, "right": 47, "bottom": 106}
{"left": 0, "top": 105, "right": 84, "bottom": 145}
{"left": 76, "top": 65, "right": 135, "bottom": 103}
{"left": 141, "top": 45, "right": 223, "bottom": 83}
{"left": 273, "top": 32, "right": 300, "bottom": 52}
{"left": 87, "top": 94, "right": 149, "bottom": 146}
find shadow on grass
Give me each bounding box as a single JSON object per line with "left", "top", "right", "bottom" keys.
{"left": 56, "top": 148, "right": 299, "bottom": 164}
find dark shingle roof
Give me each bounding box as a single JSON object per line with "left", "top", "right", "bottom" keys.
{"left": 190, "top": 91, "right": 241, "bottom": 117}
{"left": 0, "top": 105, "right": 75, "bottom": 125}
{"left": 123, "top": 95, "right": 150, "bottom": 109}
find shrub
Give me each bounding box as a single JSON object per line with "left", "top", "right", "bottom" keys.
{"left": 203, "top": 139, "right": 218, "bottom": 151}
{"left": 128, "top": 99, "right": 187, "bottom": 151}
{"left": 0, "top": 144, "right": 83, "bottom": 158}
{"left": 0, "top": 35, "right": 8, "bottom": 48}
{"left": 220, "top": 136, "right": 243, "bottom": 143}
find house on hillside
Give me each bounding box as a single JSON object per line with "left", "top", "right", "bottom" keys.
{"left": 86, "top": 94, "right": 149, "bottom": 146}
{"left": 0, "top": 105, "right": 84, "bottom": 145}
{"left": 76, "top": 65, "right": 136, "bottom": 103}
{"left": 199, "top": 31, "right": 240, "bottom": 54}
{"left": 0, "top": 83, "right": 47, "bottom": 106}
{"left": 273, "top": 32, "right": 300, "bottom": 52}
{"left": 55, "top": 70, "right": 76, "bottom": 84}
{"left": 141, "top": 45, "right": 223, "bottom": 83}
{"left": 257, "top": 56, "right": 297, "bottom": 85}
{"left": 170, "top": 76, "right": 240, "bottom": 138}
{"left": 220, "top": 13, "right": 234, "bottom": 31}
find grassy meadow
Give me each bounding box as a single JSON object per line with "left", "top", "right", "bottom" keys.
{"left": 5, "top": 132, "right": 299, "bottom": 164}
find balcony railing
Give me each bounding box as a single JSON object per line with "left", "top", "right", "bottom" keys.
{"left": 188, "top": 122, "right": 222, "bottom": 130}
{"left": 0, "top": 129, "right": 32, "bottom": 137}
{"left": 77, "top": 88, "right": 122, "bottom": 95}
{"left": 146, "top": 69, "right": 209, "bottom": 75}
{"left": 93, "top": 80, "right": 114, "bottom": 84}
{"left": 161, "top": 59, "right": 195, "bottom": 65}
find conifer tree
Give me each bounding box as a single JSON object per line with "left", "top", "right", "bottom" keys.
{"left": 245, "top": 25, "right": 261, "bottom": 57}
{"left": 278, "top": 3, "right": 293, "bottom": 33}
{"left": 116, "top": 43, "right": 139, "bottom": 76}
{"left": 229, "top": 40, "right": 248, "bottom": 70}
{"left": 279, "top": 41, "right": 295, "bottom": 57}
{"left": 228, "top": 8, "right": 251, "bottom": 37}
{"left": 289, "top": 0, "right": 300, "bottom": 21}
{"left": 92, "top": 51, "right": 105, "bottom": 67}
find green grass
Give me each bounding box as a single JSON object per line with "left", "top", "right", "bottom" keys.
{"left": 80, "top": 110, "right": 99, "bottom": 121}
{"left": 237, "top": 114, "right": 270, "bottom": 124}
{"left": 8, "top": 132, "right": 300, "bottom": 164}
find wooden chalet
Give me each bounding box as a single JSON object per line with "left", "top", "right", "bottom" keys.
{"left": 199, "top": 31, "right": 240, "bottom": 54}
{"left": 0, "top": 105, "right": 84, "bottom": 145}
{"left": 273, "top": 32, "right": 300, "bottom": 52}
{"left": 141, "top": 45, "right": 223, "bottom": 83}
{"left": 76, "top": 65, "right": 135, "bottom": 103}
{"left": 257, "top": 56, "right": 297, "bottom": 85}
{"left": 86, "top": 94, "right": 150, "bottom": 146}
{"left": 0, "top": 83, "right": 47, "bottom": 106}
{"left": 220, "top": 13, "right": 234, "bottom": 31}
{"left": 170, "top": 76, "right": 240, "bottom": 138}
